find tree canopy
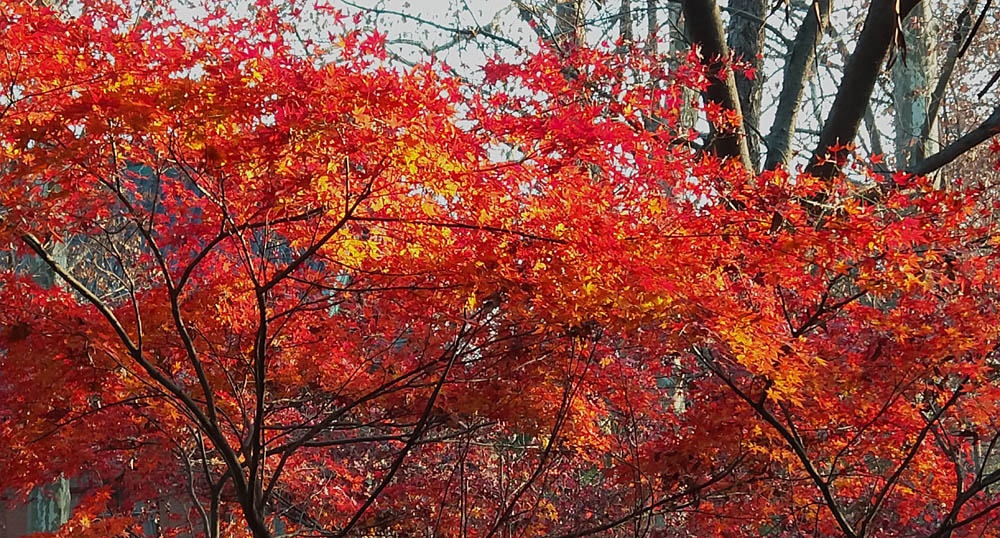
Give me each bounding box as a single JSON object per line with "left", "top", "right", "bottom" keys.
{"left": 4, "top": 1, "right": 1000, "bottom": 537}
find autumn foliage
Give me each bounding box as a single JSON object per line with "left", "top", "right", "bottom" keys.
{"left": 4, "top": 1, "right": 1000, "bottom": 537}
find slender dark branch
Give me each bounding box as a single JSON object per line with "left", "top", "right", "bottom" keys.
{"left": 334, "top": 325, "right": 469, "bottom": 538}
{"left": 957, "top": 0, "right": 990, "bottom": 59}
{"left": 551, "top": 455, "right": 746, "bottom": 538}
{"left": 176, "top": 208, "right": 323, "bottom": 292}
{"left": 859, "top": 383, "right": 966, "bottom": 537}
{"left": 978, "top": 432, "right": 1000, "bottom": 481}
{"left": 775, "top": 286, "right": 796, "bottom": 335}
{"left": 21, "top": 235, "right": 140, "bottom": 356}
{"left": 927, "top": 467, "right": 1000, "bottom": 538}
{"left": 700, "top": 349, "right": 858, "bottom": 538}
{"left": 827, "top": 376, "right": 911, "bottom": 483}
{"left": 340, "top": 0, "right": 524, "bottom": 50}
{"left": 261, "top": 177, "right": 373, "bottom": 293}
{"left": 180, "top": 431, "right": 213, "bottom": 538}
{"left": 260, "top": 343, "right": 460, "bottom": 506}
{"left": 485, "top": 339, "right": 593, "bottom": 538}
{"left": 270, "top": 421, "right": 495, "bottom": 452}
{"left": 909, "top": 106, "right": 1000, "bottom": 177}
{"left": 21, "top": 233, "right": 270, "bottom": 538}
{"left": 721, "top": 5, "right": 793, "bottom": 48}
{"left": 348, "top": 216, "right": 567, "bottom": 244}
{"left": 30, "top": 395, "right": 161, "bottom": 444}
{"left": 92, "top": 158, "right": 223, "bottom": 431}
{"left": 920, "top": 1, "right": 977, "bottom": 148}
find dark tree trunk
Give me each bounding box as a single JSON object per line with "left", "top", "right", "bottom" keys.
{"left": 682, "top": 0, "right": 752, "bottom": 170}
{"left": 805, "top": 0, "right": 921, "bottom": 180}
{"left": 554, "top": 0, "right": 584, "bottom": 46}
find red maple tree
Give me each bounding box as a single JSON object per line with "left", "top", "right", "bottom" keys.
{"left": 4, "top": 1, "right": 1000, "bottom": 537}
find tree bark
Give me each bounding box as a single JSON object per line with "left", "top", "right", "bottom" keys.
{"left": 664, "top": 2, "right": 700, "bottom": 131}
{"left": 620, "top": 0, "right": 633, "bottom": 44}
{"left": 646, "top": 0, "right": 659, "bottom": 54}
{"left": 892, "top": 0, "right": 937, "bottom": 168}
{"left": 920, "top": 0, "right": 977, "bottom": 188}
{"left": 554, "top": 0, "right": 584, "bottom": 46}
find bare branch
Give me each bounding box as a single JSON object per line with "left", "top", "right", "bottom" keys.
{"left": 920, "top": 0, "right": 977, "bottom": 151}
{"left": 909, "top": 106, "right": 1000, "bottom": 177}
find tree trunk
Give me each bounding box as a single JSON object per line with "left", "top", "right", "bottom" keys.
{"left": 726, "top": 0, "right": 766, "bottom": 171}
{"left": 27, "top": 478, "right": 71, "bottom": 533}
{"left": 682, "top": 0, "right": 752, "bottom": 169}
{"left": 892, "top": 0, "right": 938, "bottom": 169}
{"left": 620, "top": 0, "right": 633, "bottom": 44}
{"left": 764, "top": 0, "right": 832, "bottom": 170}
{"left": 664, "top": 2, "right": 699, "bottom": 131}
{"left": 804, "top": 0, "right": 921, "bottom": 180}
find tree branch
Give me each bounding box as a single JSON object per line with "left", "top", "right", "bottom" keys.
{"left": 700, "top": 349, "right": 858, "bottom": 538}
{"left": 858, "top": 383, "right": 966, "bottom": 537}
{"left": 725, "top": 0, "right": 766, "bottom": 171}
{"left": 20, "top": 233, "right": 273, "bottom": 538}
{"left": 334, "top": 325, "right": 469, "bottom": 538}
{"left": 909, "top": 106, "right": 1000, "bottom": 176}
{"left": 551, "top": 455, "right": 745, "bottom": 538}
{"left": 919, "top": 1, "right": 977, "bottom": 152}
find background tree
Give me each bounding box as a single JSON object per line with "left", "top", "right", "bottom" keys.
{"left": 349, "top": 0, "right": 1000, "bottom": 177}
